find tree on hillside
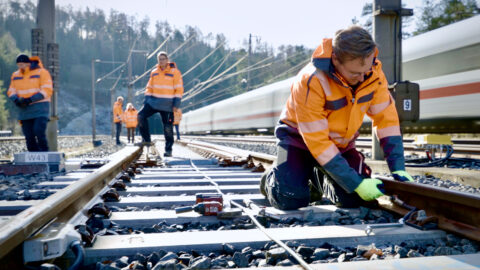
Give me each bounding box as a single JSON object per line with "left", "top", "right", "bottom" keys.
{"left": 0, "top": 81, "right": 9, "bottom": 130}
{"left": 414, "top": 0, "right": 479, "bottom": 35}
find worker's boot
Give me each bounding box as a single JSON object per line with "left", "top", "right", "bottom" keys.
{"left": 309, "top": 167, "right": 324, "bottom": 202}
{"left": 260, "top": 167, "right": 274, "bottom": 197}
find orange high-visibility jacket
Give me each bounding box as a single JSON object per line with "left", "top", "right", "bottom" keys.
{"left": 7, "top": 56, "right": 53, "bottom": 120}
{"left": 113, "top": 101, "right": 123, "bottom": 123}
{"left": 173, "top": 109, "right": 182, "bottom": 125}
{"left": 278, "top": 38, "right": 405, "bottom": 193}
{"left": 123, "top": 108, "right": 138, "bottom": 128}
{"left": 145, "top": 62, "right": 183, "bottom": 112}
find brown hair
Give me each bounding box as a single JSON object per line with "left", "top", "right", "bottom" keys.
{"left": 333, "top": 26, "right": 376, "bottom": 64}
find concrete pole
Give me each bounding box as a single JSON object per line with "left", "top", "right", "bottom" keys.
{"left": 91, "top": 59, "right": 96, "bottom": 142}
{"left": 36, "top": 0, "right": 58, "bottom": 151}
{"left": 372, "top": 0, "right": 402, "bottom": 160}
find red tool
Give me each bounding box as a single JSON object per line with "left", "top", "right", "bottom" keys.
{"left": 175, "top": 201, "right": 223, "bottom": 216}
{"left": 195, "top": 193, "right": 223, "bottom": 204}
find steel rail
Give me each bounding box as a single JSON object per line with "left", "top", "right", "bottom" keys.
{"left": 377, "top": 177, "right": 480, "bottom": 241}
{"left": 0, "top": 146, "right": 142, "bottom": 259}
{"left": 181, "top": 135, "right": 480, "bottom": 157}
{"left": 183, "top": 139, "right": 480, "bottom": 241}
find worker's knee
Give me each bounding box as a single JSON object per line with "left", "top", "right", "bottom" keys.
{"left": 266, "top": 168, "right": 310, "bottom": 210}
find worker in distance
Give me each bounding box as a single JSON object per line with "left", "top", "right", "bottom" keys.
{"left": 261, "top": 26, "right": 414, "bottom": 209}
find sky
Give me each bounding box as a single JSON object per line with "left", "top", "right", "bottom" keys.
{"left": 55, "top": 0, "right": 425, "bottom": 50}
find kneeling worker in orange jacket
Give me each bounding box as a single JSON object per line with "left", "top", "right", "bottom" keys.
{"left": 262, "top": 26, "right": 414, "bottom": 210}
{"left": 173, "top": 108, "right": 182, "bottom": 140}
{"left": 7, "top": 54, "right": 53, "bottom": 151}
{"left": 124, "top": 103, "right": 138, "bottom": 144}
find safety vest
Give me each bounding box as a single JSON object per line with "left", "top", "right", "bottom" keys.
{"left": 113, "top": 101, "right": 123, "bottom": 123}
{"left": 145, "top": 62, "right": 184, "bottom": 110}
{"left": 7, "top": 56, "right": 52, "bottom": 104}
{"left": 124, "top": 108, "right": 138, "bottom": 128}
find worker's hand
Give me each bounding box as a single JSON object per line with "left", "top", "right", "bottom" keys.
{"left": 354, "top": 178, "right": 385, "bottom": 201}
{"left": 392, "top": 170, "right": 414, "bottom": 182}
{"left": 15, "top": 98, "right": 29, "bottom": 108}
{"left": 14, "top": 98, "right": 23, "bottom": 107}
{"left": 173, "top": 107, "right": 178, "bottom": 112}
{"left": 22, "top": 97, "right": 32, "bottom": 106}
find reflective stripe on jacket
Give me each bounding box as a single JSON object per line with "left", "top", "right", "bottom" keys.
{"left": 278, "top": 38, "right": 405, "bottom": 193}
{"left": 123, "top": 108, "right": 138, "bottom": 128}
{"left": 173, "top": 109, "right": 182, "bottom": 125}
{"left": 7, "top": 56, "right": 53, "bottom": 120}
{"left": 113, "top": 101, "right": 123, "bottom": 123}
{"left": 145, "top": 62, "right": 183, "bottom": 112}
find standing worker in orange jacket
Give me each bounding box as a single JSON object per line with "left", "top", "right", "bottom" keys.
{"left": 173, "top": 108, "right": 182, "bottom": 140}
{"left": 113, "top": 96, "right": 124, "bottom": 145}
{"left": 124, "top": 103, "right": 138, "bottom": 144}
{"left": 138, "top": 51, "right": 183, "bottom": 157}
{"left": 7, "top": 54, "right": 53, "bottom": 151}
{"left": 261, "top": 26, "right": 414, "bottom": 210}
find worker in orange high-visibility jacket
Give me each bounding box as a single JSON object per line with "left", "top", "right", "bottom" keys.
{"left": 113, "top": 96, "right": 124, "bottom": 145}
{"left": 261, "top": 26, "right": 414, "bottom": 210}
{"left": 7, "top": 54, "right": 53, "bottom": 151}
{"left": 173, "top": 108, "right": 182, "bottom": 140}
{"left": 123, "top": 103, "right": 138, "bottom": 144}
{"left": 138, "top": 51, "right": 183, "bottom": 157}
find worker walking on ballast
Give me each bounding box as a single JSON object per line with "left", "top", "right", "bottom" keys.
{"left": 261, "top": 26, "right": 414, "bottom": 210}
{"left": 138, "top": 51, "right": 184, "bottom": 157}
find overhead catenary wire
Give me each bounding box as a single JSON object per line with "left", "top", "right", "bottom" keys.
{"left": 182, "top": 41, "right": 225, "bottom": 77}
{"left": 183, "top": 54, "right": 231, "bottom": 89}
{"left": 96, "top": 63, "right": 126, "bottom": 84}
{"left": 182, "top": 55, "right": 247, "bottom": 100}
{"left": 183, "top": 56, "right": 309, "bottom": 110}
{"left": 147, "top": 35, "right": 171, "bottom": 60}
{"left": 183, "top": 54, "right": 278, "bottom": 102}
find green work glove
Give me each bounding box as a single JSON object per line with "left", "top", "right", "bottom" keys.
{"left": 354, "top": 178, "right": 385, "bottom": 201}
{"left": 392, "top": 170, "right": 414, "bottom": 182}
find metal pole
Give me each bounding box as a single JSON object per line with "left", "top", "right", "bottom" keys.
{"left": 127, "top": 57, "right": 132, "bottom": 103}
{"left": 111, "top": 88, "right": 115, "bottom": 138}
{"left": 247, "top": 33, "right": 251, "bottom": 91}
{"left": 372, "top": 0, "right": 402, "bottom": 160}
{"left": 91, "top": 59, "right": 96, "bottom": 142}
{"left": 36, "top": 0, "right": 58, "bottom": 151}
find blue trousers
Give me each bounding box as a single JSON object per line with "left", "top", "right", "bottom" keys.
{"left": 138, "top": 103, "right": 174, "bottom": 153}
{"left": 115, "top": 122, "right": 122, "bottom": 144}
{"left": 21, "top": 117, "right": 49, "bottom": 152}
{"left": 174, "top": 125, "right": 180, "bottom": 140}
{"left": 265, "top": 144, "right": 370, "bottom": 210}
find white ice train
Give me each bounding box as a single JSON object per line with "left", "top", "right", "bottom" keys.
{"left": 181, "top": 16, "right": 480, "bottom": 134}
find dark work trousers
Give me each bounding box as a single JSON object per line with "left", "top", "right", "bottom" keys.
{"left": 127, "top": 128, "right": 135, "bottom": 143}
{"left": 115, "top": 122, "right": 122, "bottom": 144}
{"left": 21, "top": 117, "right": 49, "bottom": 152}
{"left": 138, "top": 103, "right": 174, "bottom": 153}
{"left": 265, "top": 144, "right": 371, "bottom": 210}
{"left": 174, "top": 125, "right": 180, "bottom": 140}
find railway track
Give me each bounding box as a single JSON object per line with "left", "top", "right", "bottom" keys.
{"left": 181, "top": 135, "right": 480, "bottom": 158}
{"left": 0, "top": 141, "right": 479, "bottom": 269}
